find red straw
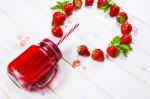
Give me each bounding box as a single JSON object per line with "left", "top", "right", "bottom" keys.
{"left": 57, "top": 23, "right": 79, "bottom": 46}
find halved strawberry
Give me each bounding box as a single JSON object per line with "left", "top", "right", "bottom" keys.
{"left": 73, "top": 0, "right": 83, "bottom": 9}
{"left": 77, "top": 45, "right": 90, "bottom": 56}
{"left": 91, "top": 49, "right": 104, "bottom": 62}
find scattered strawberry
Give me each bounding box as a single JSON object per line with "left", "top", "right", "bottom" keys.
{"left": 120, "top": 34, "right": 132, "bottom": 44}
{"left": 97, "top": 0, "right": 108, "bottom": 8}
{"left": 51, "top": 26, "right": 63, "bottom": 38}
{"left": 63, "top": 3, "right": 74, "bottom": 16}
{"left": 117, "top": 12, "right": 128, "bottom": 24}
{"left": 91, "top": 49, "right": 104, "bottom": 62}
{"left": 73, "top": 0, "right": 83, "bottom": 9}
{"left": 109, "top": 5, "right": 120, "bottom": 17}
{"left": 77, "top": 45, "right": 90, "bottom": 56}
{"left": 121, "top": 23, "right": 132, "bottom": 35}
{"left": 85, "top": 0, "right": 94, "bottom": 6}
{"left": 52, "top": 12, "right": 66, "bottom": 26}
{"left": 107, "top": 46, "right": 118, "bottom": 58}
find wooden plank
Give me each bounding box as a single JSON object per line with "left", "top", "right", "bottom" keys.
{"left": 49, "top": 59, "right": 113, "bottom": 99}
{"left": 0, "top": 0, "right": 150, "bottom": 99}
{"left": 0, "top": 90, "right": 8, "bottom": 99}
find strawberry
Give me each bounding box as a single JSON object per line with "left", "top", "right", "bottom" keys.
{"left": 120, "top": 34, "right": 132, "bottom": 44}
{"left": 52, "top": 12, "right": 66, "bottom": 26}
{"left": 97, "top": 0, "right": 108, "bottom": 8}
{"left": 121, "top": 23, "right": 132, "bottom": 35}
{"left": 85, "top": 0, "right": 94, "bottom": 6}
{"left": 73, "top": 0, "right": 83, "bottom": 9}
{"left": 63, "top": 3, "right": 74, "bottom": 16}
{"left": 91, "top": 49, "right": 104, "bottom": 62}
{"left": 51, "top": 26, "right": 63, "bottom": 38}
{"left": 109, "top": 5, "right": 120, "bottom": 17}
{"left": 117, "top": 12, "right": 128, "bottom": 24}
{"left": 107, "top": 46, "right": 118, "bottom": 58}
{"left": 77, "top": 45, "right": 90, "bottom": 56}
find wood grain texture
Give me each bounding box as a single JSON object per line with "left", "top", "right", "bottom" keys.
{"left": 0, "top": 0, "right": 150, "bottom": 99}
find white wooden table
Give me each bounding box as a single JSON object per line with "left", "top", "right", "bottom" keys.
{"left": 0, "top": 0, "right": 150, "bottom": 99}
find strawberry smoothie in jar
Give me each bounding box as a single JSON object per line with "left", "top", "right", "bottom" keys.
{"left": 7, "top": 39, "right": 62, "bottom": 90}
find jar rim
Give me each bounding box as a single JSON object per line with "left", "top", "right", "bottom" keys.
{"left": 39, "top": 38, "right": 62, "bottom": 61}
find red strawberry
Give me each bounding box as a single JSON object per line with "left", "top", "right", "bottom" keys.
{"left": 73, "top": 0, "right": 82, "bottom": 9}
{"left": 77, "top": 45, "right": 90, "bottom": 56}
{"left": 120, "top": 34, "right": 132, "bottom": 44}
{"left": 121, "top": 23, "right": 132, "bottom": 35}
{"left": 107, "top": 46, "right": 118, "bottom": 58}
{"left": 97, "top": 0, "right": 108, "bottom": 8}
{"left": 109, "top": 5, "right": 120, "bottom": 17}
{"left": 85, "top": 0, "right": 94, "bottom": 6}
{"left": 117, "top": 12, "right": 128, "bottom": 24}
{"left": 51, "top": 26, "right": 63, "bottom": 38}
{"left": 91, "top": 49, "right": 104, "bottom": 62}
{"left": 63, "top": 4, "right": 74, "bottom": 16}
{"left": 52, "top": 12, "right": 66, "bottom": 26}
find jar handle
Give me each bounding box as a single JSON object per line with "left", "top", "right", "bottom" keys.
{"left": 34, "top": 65, "right": 57, "bottom": 89}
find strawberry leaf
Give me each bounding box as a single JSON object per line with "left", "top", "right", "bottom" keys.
{"left": 119, "top": 44, "right": 132, "bottom": 51}
{"left": 101, "top": 3, "right": 111, "bottom": 12}
{"left": 110, "top": 36, "right": 121, "bottom": 46}
{"left": 51, "top": 4, "right": 62, "bottom": 10}
{"left": 108, "top": 0, "right": 114, "bottom": 5}
{"left": 51, "top": 0, "right": 70, "bottom": 10}
{"left": 117, "top": 44, "right": 132, "bottom": 57}
{"left": 99, "top": 0, "right": 114, "bottom": 12}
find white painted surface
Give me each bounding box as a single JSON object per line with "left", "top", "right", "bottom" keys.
{"left": 0, "top": 0, "right": 150, "bottom": 99}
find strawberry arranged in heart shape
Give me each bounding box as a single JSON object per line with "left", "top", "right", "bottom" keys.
{"left": 107, "top": 46, "right": 118, "bottom": 58}
{"left": 51, "top": 0, "right": 134, "bottom": 62}
{"left": 121, "top": 23, "right": 132, "bottom": 35}
{"left": 73, "top": 0, "right": 82, "bottom": 9}
{"left": 97, "top": 0, "right": 108, "bottom": 9}
{"left": 52, "top": 12, "right": 66, "bottom": 26}
{"left": 91, "top": 49, "right": 104, "bottom": 62}
{"left": 109, "top": 4, "right": 120, "bottom": 17}
{"left": 121, "top": 34, "right": 132, "bottom": 44}
{"left": 117, "top": 12, "right": 128, "bottom": 24}
{"left": 85, "top": 0, "right": 94, "bottom": 6}
{"left": 77, "top": 45, "right": 90, "bottom": 56}
{"left": 63, "top": 3, "right": 74, "bottom": 16}
{"left": 51, "top": 26, "right": 63, "bottom": 38}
